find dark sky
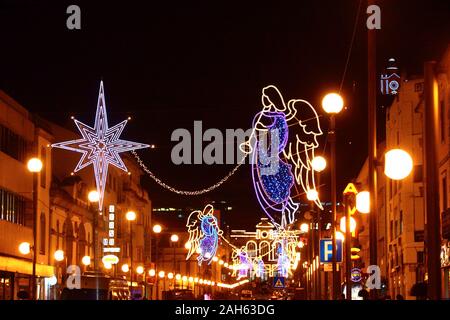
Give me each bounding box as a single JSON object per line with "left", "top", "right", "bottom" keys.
{"left": 1, "top": 0, "right": 449, "bottom": 229}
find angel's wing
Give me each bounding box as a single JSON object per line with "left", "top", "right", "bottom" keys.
{"left": 283, "top": 99, "right": 323, "bottom": 209}
{"left": 186, "top": 210, "right": 202, "bottom": 260}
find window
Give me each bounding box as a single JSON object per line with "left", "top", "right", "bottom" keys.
{"left": 390, "top": 220, "right": 394, "bottom": 240}
{"left": 40, "top": 147, "right": 46, "bottom": 188}
{"left": 414, "top": 165, "right": 423, "bottom": 183}
{"left": 0, "top": 124, "right": 31, "bottom": 162}
{"left": 442, "top": 173, "right": 448, "bottom": 212}
{"left": 39, "top": 213, "right": 46, "bottom": 254}
{"left": 399, "top": 211, "right": 403, "bottom": 235}
{"left": 0, "top": 187, "right": 28, "bottom": 225}
{"left": 56, "top": 220, "right": 60, "bottom": 249}
{"left": 440, "top": 100, "right": 446, "bottom": 142}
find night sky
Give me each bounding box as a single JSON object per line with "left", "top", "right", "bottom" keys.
{"left": 1, "top": 0, "right": 449, "bottom": 229}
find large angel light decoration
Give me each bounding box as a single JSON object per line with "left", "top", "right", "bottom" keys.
{"left": 186, "top": 204, "right": 222, "bottom": 265}
{"left": 52, "top": 81, "right": 149, "bottom": 211}
{"left": 241, "top": 85, "right": 323, "bottom": 228}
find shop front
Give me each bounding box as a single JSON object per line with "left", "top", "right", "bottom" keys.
{"left": 441, "top": 241, "right": 450, "bottom": 299}
{"left": 0, "top": 256, "right": 55, "bottom": 300}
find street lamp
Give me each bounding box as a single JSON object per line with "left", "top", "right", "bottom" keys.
{"left": 126, "top": 211, "right": 136, "bottom": 291}
{"left": 306, "top": 189, "right": 319, "bottom": 201}
{"left": 384, "top": 149, "right": 413, "bottom": 180}
{"left": 27, "top": 157, "right": 42, "bottom": 300}
{"left": 153, "top": 224, "right": 162, "bottom": 234}
{"left": 356, "top": 191, "right": 370, "bottom": 214}
{"left": 300, "top": 223, "right": 309, "bottom": 233}
{"left": 322, "top": 92, "right": 344, "bottom": 300}
{"left": 311, "top": 156, "right": 327, "bottom": 172}
{"left": 54, "top": 250, "right": 65, "bottom": 262}
{"left": 19, "top": 242, "right": 31, "bottom": 255}
{"left": 121, "top": 264, "right": 129, "bottom": 273}
{"left": 82, "top": 255, "right": 91, "bottom": 267}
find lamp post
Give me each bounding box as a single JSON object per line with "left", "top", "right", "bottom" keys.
{"left": 171, "top": 234, "right": 179, "bottom": 272}
{"left": 27, "top": 157, "right": 42, "bottom": 300}
{"left": 126, "top": 211, "right": 136, "bottom": 293}
{"left": 152, "top": 224, "right": 162, "bottom": 299}
{"left": 87, "top": 190, "right": 100, "bottom": 272}
{"left": 322, "top": 92, "right": 344, "bottom": 300}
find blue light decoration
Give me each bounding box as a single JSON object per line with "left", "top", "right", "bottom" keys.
{"left": 380, "top": 58, "right": 400, "bottom": 95}
{"left": 51, "top": 81, "right": 149, "bottom": 211}
{"left": 241, "top": 85, "right": 323, "bottom": 228}
{"left": 276, "top": 242, "right": 290, "bottom": 278}
{"left": 186, "top": 204, "right": 222, "bottom": 265}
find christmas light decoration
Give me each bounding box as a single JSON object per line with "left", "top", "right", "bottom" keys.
{"left": 52, "top": 81, "right": 149, "bottom": 211}
{"left": 186, "top": 204, "right": 222, "bottom": 265}
{"left": 241, "top": 85, "right": 324, "bottom": 227}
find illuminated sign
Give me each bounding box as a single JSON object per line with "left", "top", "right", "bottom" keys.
{"left": 380, "top": 58, "right": 400, "bottom": 95}
{"left": 351, "top": 268, "right": 362, "bottom": 282}
{"left": 102, "top": 254, "right": 119, "bottom": 265}
{"left": 103, "top": 205, "right": 121, "bottom": 254}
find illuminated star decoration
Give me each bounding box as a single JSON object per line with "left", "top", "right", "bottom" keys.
{"left": 51, "top": 81, "right": 149, "bottom": 211}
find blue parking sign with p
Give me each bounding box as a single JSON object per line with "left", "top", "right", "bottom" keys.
{"left": 320, "top": 239, "right": 343, "bottom": 263}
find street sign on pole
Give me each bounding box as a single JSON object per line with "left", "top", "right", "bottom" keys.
{"left": 273, "top": 276, "right": 286, "bottom": 289}
{"left": 320, "top": 239, "right": 342, "bottom": 263}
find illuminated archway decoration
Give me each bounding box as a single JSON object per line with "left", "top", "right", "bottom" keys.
{"left": 51, "top": 81, "right": 149, "bottom": 211}
{"left": 241, "top": 85, "right": 323, "bottom": 228}
{"left": 186, "top": 204, "right": 222, "bottom": 265}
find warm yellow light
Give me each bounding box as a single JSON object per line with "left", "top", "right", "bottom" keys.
{"left": 19, "top": 242, "right": 31, "bottom": 255}
{"left": 212, "top": 256, "right": 219, "bottom": 262}
{"left": 170, "top": 234, "right": 179, "bottom": 242}
{"left": 340, "top": 216, "right": 357, "bottom": 233}
{"left": 175, "top": 274, "right": 181, "bottom": 280}
{"left": 384, "top": 149, "right": 413, "bottom": 180}
{"left": 27, "top": 158, "right": 43, "bottom": 173}
{"left": 219, "top": 260, "right": 224, "bottom": 265}
{"left": 121, "top": 264, "right": 129, "bottom": 273}
{"left": 297, "top": 240, "right": 305, "bottom": 248}
{"left": 136, "top": 266, "right": 144, "bottom": 274}
{"left": 182, "top": 275, "right": 188, "bottom": 282}
{"left": 82, "top": 256, "right": 91, "bottom": 266}
{"left": 189, "top": 277, "right": 194, "bottom": 283}
{"left": 104, "top": 262, "right": 112, "bottom": 269}
{"left": 306, "top": 189, "right": 319, "bottom": 201}
{"left": 300, "top": 223, "right": 309, "bottom": 233}
{"left": 153, "top": 224, "right": 162, "bottom": 234}
{"left": 322, "top": 93, "right": 344, "bottom": 114}
{"left": 199, "top": 279, "right": 204, "bottom": 284}
{"left": 196, "top": 247, "right": 202, "bottom": 254}
{"left": 224, "top": 263, "right": 229, "bottom": 267}
{"left": 54, "top": 250, "right": 65, "bottom": 262}
{"left": 88, "top": 190, "right": 100, "bottom": 203}
{"left": 194, "top": 277, "right": 199, "bottom": 283}
{"left": 126, "top": 211, "right": 136, "bottom": 221}
{"left": 356, "top": 191, "right": 370, "bottom": 214}
{"left": 158, "top": 271, "right": 165, "bottom": 278}
{"left": 149, "top": 269, "right": 156, "bottom": 276}
{"left": 184, "top": 241, "right": 191, "bottom": 250}
{"left": 311, "top": 156, "right": 327, "bottom": 172}
{"left": 166, "top": 272, "right": 173, "bottom": 279}
{"left": 335, "top": 231, "right": 345, "bottom": 242}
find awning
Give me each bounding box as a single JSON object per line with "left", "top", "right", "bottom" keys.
{"left": 0, "top": 256, "right": 55, "bottom": 277}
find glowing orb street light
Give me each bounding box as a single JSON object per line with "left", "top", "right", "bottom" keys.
{"left": 356, "top": 191, "right": 370, "bottom": 214}
{"left": 384, "top": 149, "right": 413, "bottom": 180}
{"left": 322, "top": 93, "right": 344, "bottom": 114}
{"left": 311, "top": 156, "right": 327, "bottom": 172}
